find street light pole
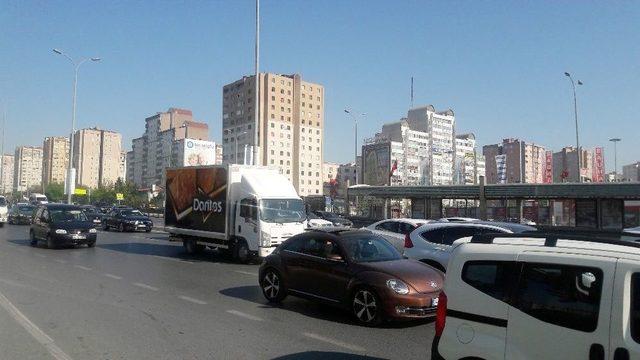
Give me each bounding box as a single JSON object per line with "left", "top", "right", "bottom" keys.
{"left": 609, "top": 138, "right": 621, "bottom": 181}
{"left": 53, "top": 49, "right": 100, "bottom": 204}
{"left": 564, "top": 72, "right": 583, "bottom": 182}
{"left": 344, "top": 110, "right": 365, "bottom": 184}
{"left": 253, "top": 0, "right": 260, "bottom": 166}
{"left": 235, "top": 131, "right": 248, "bottom": 165}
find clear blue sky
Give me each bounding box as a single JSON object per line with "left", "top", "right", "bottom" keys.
{"left": 2, "top": 0, "right": 639, "bottom": 171}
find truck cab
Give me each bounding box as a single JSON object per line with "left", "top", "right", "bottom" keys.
{"left": 231, "top": 167, "right": 306, "bottom": 259}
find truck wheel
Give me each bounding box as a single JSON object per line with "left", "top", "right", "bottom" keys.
{"left": 233, "top": 239, "right": 250, "bottom": 264}
{"left": 29, "top": 231, "right": 37, "bottom": 247}
{"left": 183, "top": 239, "right": 204, "bottom": 255}
{"left": 47, "top": 235, "right": 57, "bottom": 250}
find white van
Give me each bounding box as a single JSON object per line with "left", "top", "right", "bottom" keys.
{"left": 432, "top": 231, "right": 640, "bottom": 360}
{"left": 29, "top": 193, "right": 48, "bottom": 205}
{"left": 0, "top": 196, "right": 8, "bottom": 226}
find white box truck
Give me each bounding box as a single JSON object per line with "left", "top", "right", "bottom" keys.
{"left": 164, "top": 165, "right": 306, "bottom": 263}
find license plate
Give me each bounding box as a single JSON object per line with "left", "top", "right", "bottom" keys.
{"left": 431, "top": 297, "right": 439, "bottom": 307}
{"left": 71, "top": 234, "right": 85, "bottom": 240}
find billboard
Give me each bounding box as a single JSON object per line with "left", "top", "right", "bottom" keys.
{"left": 592, "top": 147, "right": 604, "bottom": 183}
{"left": 362, "top": 142, "right": 391, "bottom": 186}
{"left": 495, "top": 154, "right": 507, "bottom": 184}
{"left": 544, "top": 151, "right": 553, "bottom": 183}
{"left": 182, "top": 139, "right": 218, "bottom": 167}
{"left": 165, "top": 167, "right": 228, "bottom": 234}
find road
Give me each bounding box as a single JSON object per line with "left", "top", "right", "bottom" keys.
{"left": 0, "top": 223, "right": 434, "bottom": 360}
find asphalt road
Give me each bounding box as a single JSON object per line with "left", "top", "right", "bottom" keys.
{"left": 0, "top": 223, "right": 434, "bottom": 360}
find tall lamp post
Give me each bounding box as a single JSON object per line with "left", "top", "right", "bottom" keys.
{"left": 344, "top": 109, "right": 365, "bottom": 183}
{"left": 52, "top": 49, "right": 100, "bottom": 204}
{"left": 564, "top": 72, "right": 583, "bottom": 182}
{"left": 609, "top": 137, "right": 621, "bottom": 181}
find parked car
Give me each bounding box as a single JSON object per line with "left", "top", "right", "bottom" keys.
{"left": 8, "top": 204, "right": 36, "bottom": 225}
{"left": 29, "top": 204, "right": 97, "bottom": 248}
{"left": 0, "top": 195, "right": 8, "bottom": 227}
{"left": 432, "top": 231, "right": 640, "bottom": 360}
{"left": 365, "top": 218, "right": 430, "bottom": 252}
{"left": 80, "top": 205, "right": 105, "bottom": 225}
{"left": 437, "top": 217, "right": 479, "bottom": 223}
{"left": 304, "top": 210, "right": 334, "bottom": 229}
{"left": 312, "top": 211, "right": 353, "bottom": 227}
{"left": 625, "top": 226, "right": 640, "bottom": 234}
{"left": 403, "top": 221, "right": 536, "bottom": 272}
{"left": 259, "top": 229, "right": 443, "bottom": 326}
{"left": 103, "top": 208, "right": 153, "bottom": 232}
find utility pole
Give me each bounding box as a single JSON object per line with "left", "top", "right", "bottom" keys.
{"left": 253, "top": 0, "right": 260, "bottom": 166}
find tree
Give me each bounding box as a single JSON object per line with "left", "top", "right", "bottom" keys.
{"left": 44, "top": 183, "right": 65, "bottom": 202}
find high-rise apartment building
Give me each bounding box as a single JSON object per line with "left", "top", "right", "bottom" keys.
{"left": 119, "top": 151, "right": 127, "bottom": 181}
{"left": 222, "top": 73, "right": 324, "bottom": 196}
{"left": 0, "top": 154, "right": 14, "bottom": 194}
{"left": 73, "top": 128, "right": 122, "bottom": 188}
{"left": 483, "top": 138, "right": 546, "bottom": 184}
{"left": 42, "top": 136, "right": 70, "bottom": 187}
{"left": 454, "top": 134, "right": 486, "bottom": 185}
{"left": 127, "top": 108, "right": 209, "bottom": 188}
{"left": 623, "top": 162, "right": 640, "bottom": 182}
{"left": 552, "top": 146, "right": 604, "bottom": 183}
{"left": 14, "top": 146, "right": 43, "bottom": 192}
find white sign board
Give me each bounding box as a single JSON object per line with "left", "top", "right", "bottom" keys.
{"left": 182, "top": 139, "right": 217, "bottom": 167}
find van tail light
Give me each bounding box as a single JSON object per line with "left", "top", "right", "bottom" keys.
{"left": 404, "top": 233, "right": 414, "bottom": 248}
{"left": 435, "top": 291, "right": 447, "bottom": 337}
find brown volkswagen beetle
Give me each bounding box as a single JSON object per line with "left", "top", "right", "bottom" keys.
{"left": 259, "top": 229, "right": 444, "bottom": 325}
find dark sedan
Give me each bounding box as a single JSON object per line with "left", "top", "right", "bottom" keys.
{"left": 103, "top": 208, "right": 153, "bottom": 232}
{"left": 313, "top": 211, "right": 353, "bottom": 227}
{"left": 259, "top": 230, "right": 443, "bottom": 326}
{"left": 29, "top": 204, "right": 97, "bottom": 248}
{"left": 8, "top": 204, "right": 36, "bottom": 225}
{"left": 80, "top": 205, "right": 104, "bottom": 225}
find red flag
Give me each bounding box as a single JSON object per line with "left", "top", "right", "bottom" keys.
{"left": 390, "top": 160, "right": 398, "bottom": 177}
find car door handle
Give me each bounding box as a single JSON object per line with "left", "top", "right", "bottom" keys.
{"left": 589, "top": 344, "right": 605, "bottom": 360}
{"left": 614, "top": 348, "right": 629, "bottom": 360}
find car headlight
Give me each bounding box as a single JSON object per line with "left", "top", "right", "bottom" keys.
{"left": 260, "top": 231, "right": 271, "bottom": 247}
{"left": 89, "top": 228, "right": 97, "bottom": 233}
{"left": 55, "top": 229, "right": 68, "bottom": 234}
{"left": 386, "top": 279, "right": 410, "bottom": 295}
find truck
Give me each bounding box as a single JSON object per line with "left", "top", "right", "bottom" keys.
{"left": 164, "top": 165, "right": 307, "bottom": 263}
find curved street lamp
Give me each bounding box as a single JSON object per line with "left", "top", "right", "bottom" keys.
{"left": 564, "top": 72, "right": 583, "bottom": 182}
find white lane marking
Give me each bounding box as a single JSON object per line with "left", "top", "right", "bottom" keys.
{"left": 55, "top": 259, "right": 67, "bottom": 264}
{"left": 35, "top": 254, "right": 46, "bottom": 258}
{"left": 104, "top": 274, "right": 122, "bottom": 280}
{"left": 151, "top": 255, "right": 193, "bottom": 264}
{"left": 226, "top": 309, "right": 263, "bottom": 321}
{"left": 303, "top": 332, "right": 366, "bottom": 353}
{"left": 73, "top": 265, "right": 91, "bottom": 271}
{"left": 178, "top": 295, "right": 207, "bottom": 305}
{"left": 133, "top": 282, "right": 159, "bottom": 291}
{"left": 0, "top": 290, "right": 74, "bottom": 360}
{"left": 234, "top": 270, "right": 258, "bottom": 276}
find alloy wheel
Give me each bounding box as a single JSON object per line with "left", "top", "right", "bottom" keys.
{"left": 353, "top": 289, "right": 377, "bottom": 323}
{"left": 263, "top": 271, "right": 280, "bottom": 300}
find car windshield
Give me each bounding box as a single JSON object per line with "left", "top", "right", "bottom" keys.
{"left": 121, "top": 210, "right": 143, "bottom": 217}
{"left": 318, "top": 211, "right": 339, "bottom": 219}
{"left": 0, "top": 198, "right": 6, "bottom": 206}
{"left": 341, "top": 234, "right": 402, "bottom": 263}
{"left": 50, "top": 209, "right": 88, "bottom": 222}
{"left": 306, "top": 211, "right": 321, "bottom": 219}
{"left": 18, "top": 206, "right": 35, "bottom": 215}
{"left": 260, "top": 199, "right": 305, "bottom": 223}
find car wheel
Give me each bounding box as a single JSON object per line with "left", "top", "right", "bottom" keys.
{"left": 352, "top": 288, "right": 382, "bottom": 326}
{"left": 29, "top": 230, "right": 37, "bottom": 247}
{"left": 145, "top": 228, "right": 151, "bottom": 233}
{"left": 103, "top": 223, "right": 109, "bottom": 231}
{"left": 87, "top": 241, "right": 96, "bottom": 248}
{"left": 232, "top": 239, "right": 250, "bottom": 264}
{"left": 260, "top": 268, "right": 287, "bottom": 303}
{"left": 118, "top": 223, "right": 124, "bottom": 232}
{"left": 47, "top": 235, "right": 57, "bottom": 249}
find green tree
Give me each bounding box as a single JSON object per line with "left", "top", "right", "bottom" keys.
{"left": 44, "top": 183, "right": 65, "bottom": 202}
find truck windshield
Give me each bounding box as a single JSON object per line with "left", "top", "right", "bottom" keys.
{"left": 260, "top": 199, "right": 305, "bottom": 223}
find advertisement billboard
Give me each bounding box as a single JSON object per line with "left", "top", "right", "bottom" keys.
{"left": 165, "top": 166, "right": 228, "bottom": 234}
{"left": 495, "top": 154, "right": 507, "bottom": 184}
{"left": 362, "top": 142, "right": 391, "bottom": 186}
{"left": 182, "top": 139, "right": 218, "bottom": 167}
{"left": 544, "top": 151, "right": 553, "bottom": 183}
{"left": 593, "top": 147, "right": 604, "bottom": 183}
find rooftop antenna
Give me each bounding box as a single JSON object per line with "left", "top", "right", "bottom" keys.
{"left": 410, "top": 77, "right": 414, "bottom": 109}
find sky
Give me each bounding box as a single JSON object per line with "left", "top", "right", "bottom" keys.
{"left": 1, "top": 0, "right": 639, "bottom": 171}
